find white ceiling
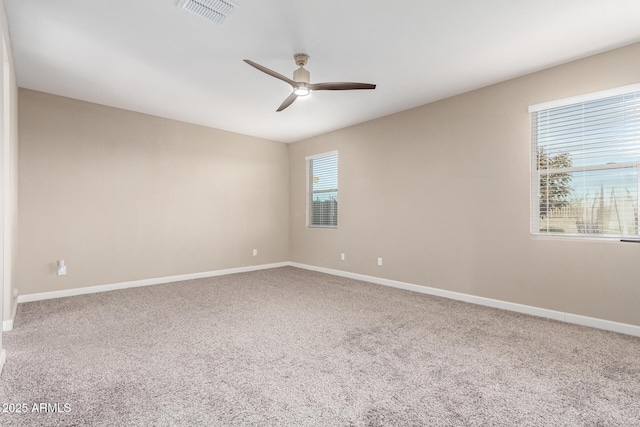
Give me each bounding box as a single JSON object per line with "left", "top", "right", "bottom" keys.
{"left": 4, "top": 0, "right": 640, "bottom": 143}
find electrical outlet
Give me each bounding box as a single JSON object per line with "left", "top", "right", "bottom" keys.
{"left": 252, "top": 249, "right": 258, "bottom": 256}
{"left": 341, "top": 253, "right": 345, "bottom": 261}
{"left": 377, "top": 257, "right": 383, "bottom": 266}
{"left": 57, "top": 260, "right": 67, "bottom": 276}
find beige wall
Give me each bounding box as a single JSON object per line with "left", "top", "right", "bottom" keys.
{"left": 289, "top": 42, "right": 640, "bottom": 327}
{"left": 17, "top": 89, "right": 289, "bottom": 294}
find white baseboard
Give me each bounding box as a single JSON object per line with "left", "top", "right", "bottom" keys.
{"left": 564, "top": 313, "right": 640, "bottom": 337}
{"left": 289, "top": 262, "right": 640, "bottom": 337}
{"left": 17, "top": 262, "right": 289, "bottom": 304}
{"left": 2, "top": 296, "right": 18, "bottom": 332}
{"left": 0, "top": 349, "right": 5, "bottom": 375}
{"left": 3, "top": 318, "right": 13, "bottom": 332}
{"left": 9, "top": 261, "right": 640, "bottom": 337}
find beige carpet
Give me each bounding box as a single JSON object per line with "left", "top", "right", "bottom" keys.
{"left": 0, "top": 266, "right": 639, "bottom": 426}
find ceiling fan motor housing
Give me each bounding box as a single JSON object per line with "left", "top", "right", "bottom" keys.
{"left": 293, "top": 66, "right": 310, "bottom": 83}
{"left": 293, "top": 53, "right": 310, "bottom": 83}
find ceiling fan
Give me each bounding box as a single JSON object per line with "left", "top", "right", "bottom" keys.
{"left": 243, "top": 53, "right": 376, "bottom": 112}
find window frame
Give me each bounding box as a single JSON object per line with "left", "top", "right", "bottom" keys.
{"left": 529, "top": 83, "right": 640, "bottom": 241}
{"left": 306, "top": 150, "right": 338, "bottom": 229}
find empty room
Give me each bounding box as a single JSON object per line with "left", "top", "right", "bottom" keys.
{"left": 1, "top": 0, "right": 639, "bottom": 425}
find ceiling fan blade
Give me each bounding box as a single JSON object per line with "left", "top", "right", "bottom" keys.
{"left": 276, "top": 92, "right": 298, "bottom": 112}
{"left": 307, "top": 82, "right": 376, "bottom": 91}
{"left": 244, "top": 59, "right": 296, "bottom": 87}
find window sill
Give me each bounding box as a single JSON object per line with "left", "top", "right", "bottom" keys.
{"left": 530, "top": 234, "right": 639, "bottom": 243}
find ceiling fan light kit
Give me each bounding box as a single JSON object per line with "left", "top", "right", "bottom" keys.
{"left": 244, "top": 53, "right": 376, "bottom": 111}
{"left": 293, "top": 86, "right": 310, "bottom": 96}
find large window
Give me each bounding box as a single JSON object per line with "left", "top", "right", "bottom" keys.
{"left": 530, "top": 84, "right": 640, "bottom": 239}
{"left": 307, "top": 151, "right": 338, "bottom": 228}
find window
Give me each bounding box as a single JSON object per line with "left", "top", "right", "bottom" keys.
{"left": 530, "top": 84, "right": 640, "bottom": 239}
{"left": 307, "top": 151, "right": 338, "bottom": 227}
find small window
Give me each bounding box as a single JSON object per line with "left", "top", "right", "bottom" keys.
{"left": 529, "top": 84, "right": 640, "bottom": 239}
{"left": 307, "top": 151, "right": 338, "bottom": 228}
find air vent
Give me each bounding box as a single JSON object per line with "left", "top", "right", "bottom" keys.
{"left": 179, "top": 0, "right": 238, "bottom": 24}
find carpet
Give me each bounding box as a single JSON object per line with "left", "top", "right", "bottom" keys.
{"left": 0, "top": 266, "right": 639, "bottom": 426}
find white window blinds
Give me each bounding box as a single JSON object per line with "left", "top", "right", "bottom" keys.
{"left": 530, "top": 84, "right": 640, "bottom": 238}
{"left": 307, "top": 151, "right": 338, "bottom": 227}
